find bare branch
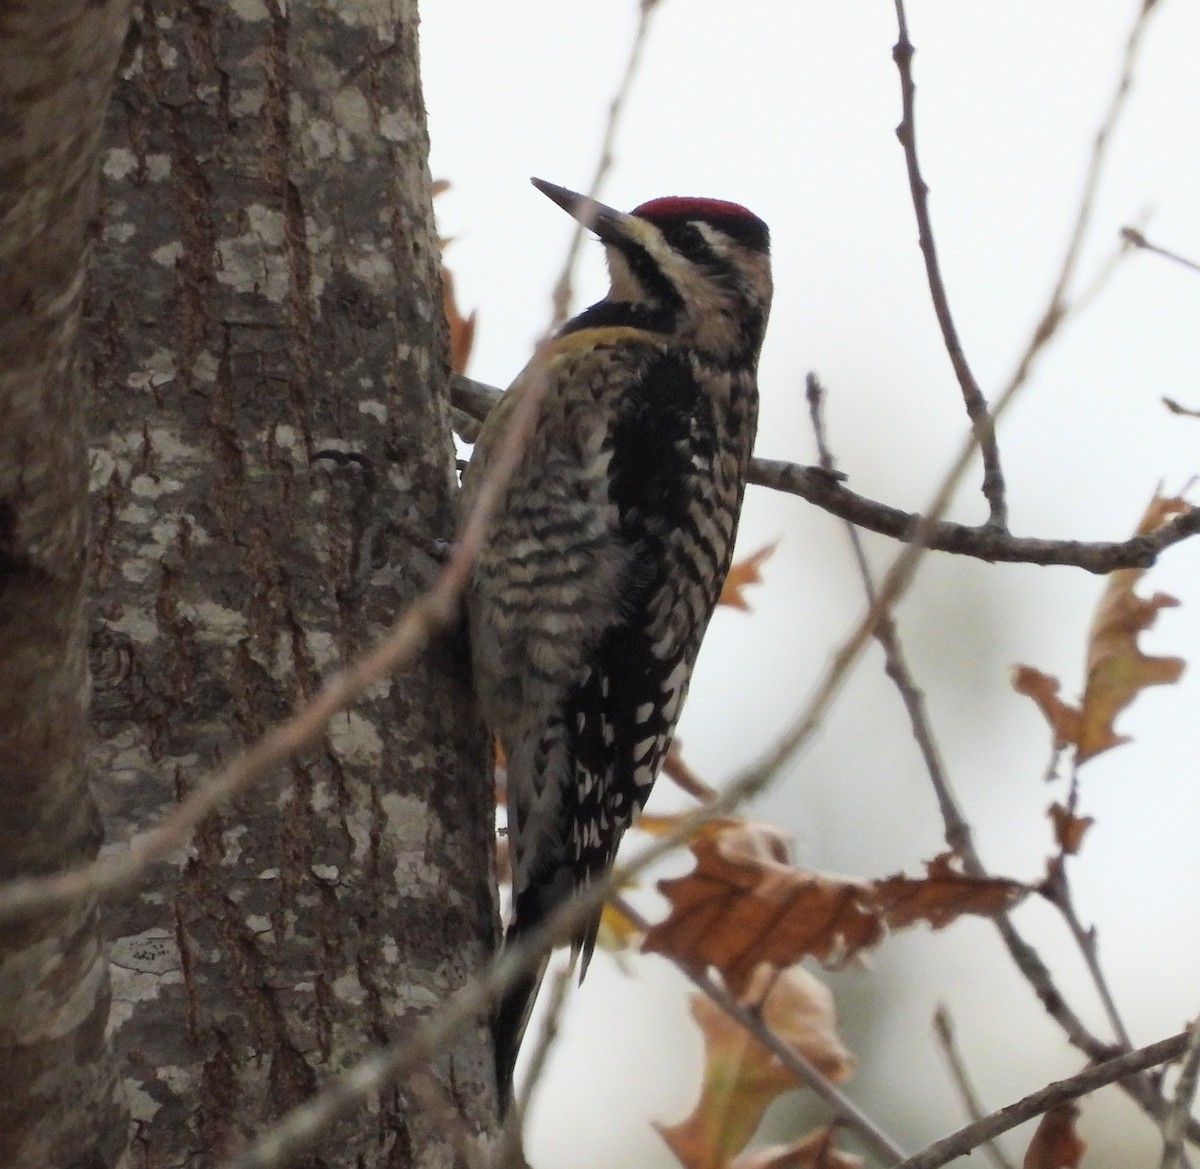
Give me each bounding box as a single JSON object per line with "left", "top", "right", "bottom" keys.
{"left": 454, "top": 374, "right": 1200, "bottom": 574}
{"left": 547, "top": 0, "right": 663, "bottom": 326}
{"left": 750, "top": 456, "right": 1200, "bottom": 572}
{"left": 1122, "top": 226, "right": 1200, "bottom": 277}
{"left": 1161, "top": 1015, "right": 1200, "bottom": 1169}
{"left": 1047, "top": 3, "right": 1163, "bottom": 316}
{"left": 804, "top": 372, "right": 971, "bottom": 856}
{"left": 901, "top": 1031, "right": 1191, "bottom": 1169}
{"left": 1163, "top": 397, "right": 1200, "bottom": 419}
{"left": 891, "top": 0, "right": 1008, "bottom": 529}
{"left": 933, "top": 1007, "right": 1016, "bottom": 1169}
{"left": 1042, "top": 857, "right": 1134, "bottom": 1051}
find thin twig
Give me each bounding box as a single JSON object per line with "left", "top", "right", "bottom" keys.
{"left": 1046, "top": 2, "right": 1162, "bottom": 317}
{"left": 891, "top": 0, "right": 1007, "bottom": 529}
{"left": 1163, "top": 398, "right": 1200, "bottom": 419}
{"left": 1161, "top": 1015, "right": 1200, "bottom": 1169}
{"left": 1042, "top": 857, "right": 1134, "bottom": 1051}
{"left": 805, "top": 374, "right": 973, "bottom": 859}
{"left": 1123, "top": 227, "right": 1200, "bottom": 277}
{"left": 932, "top": 1007, "right": 1015, "bottom": 1169}
{"left": 1045, "top": 772, "right": 1137, "bottom": 1054}
{"left": 547, "top": 0, "right": 662, "bottom": 326}
{"left": 612, "top": 896, "right": 907, "bottom": 1165}
{"left": 898, "top": 1030, "right": 1192, "bottom": 1169}
{"left": 452, "top": 374, "right": 1200, "bottom": 575}
{"left": 0, "top": 361, "right": 553, "bottom": 927}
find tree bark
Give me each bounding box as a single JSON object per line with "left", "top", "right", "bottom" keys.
{"left": 0, "top": 3, "right": 134, "bottom": 1167}
{"left": 85, "top": 0, "right": 497, "bottom": 1163}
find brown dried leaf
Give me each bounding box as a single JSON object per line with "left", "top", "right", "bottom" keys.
{"left": 1023, "top": 1102, "right": 1086, "bottom": 1169}
{"left": 731, "top": 1128, "right": 863, "bottom": 1169}
{"left": 657, "top": 967, "right": 853, "bottom": 1169}
{"left": 442, "top": 265, "right": 476, "bottom": 375}
{"left": 432, "top": 178, "right": 477, "bottom": 374}
{"left": 1011, "top": 666, "right": 1081, "bottom": 750}
{"left": 1014, "top": 491, "right": 1187, "bottom": 764}
{"left": 719, "top": 541, "right": 778, "bottom": 610}
{"left": 647, "top": 827, "right": 1025, "bottom": 992}
{"left": 1048, "top": 802, "right": 1094, "bottom": 856}
{"left": 1078, "top": 494, "right": 1186, "bottom": 760}
{"left": 645, "top": 825, "right": 883, "bottom": 994}
{"left": 873, "top": 851, "right": 1027, "bottom": 930}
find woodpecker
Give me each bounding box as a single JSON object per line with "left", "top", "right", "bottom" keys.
{"left": 460, "top": 178, "right": 771, "bottom": 1104}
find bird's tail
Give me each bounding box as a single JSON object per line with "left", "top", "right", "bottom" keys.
{"left": 493, "top": 945, "right": 550, "bottom": 1113}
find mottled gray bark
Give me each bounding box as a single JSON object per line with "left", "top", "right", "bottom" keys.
{"left": 84, "top": 0, "right": 496, "bottom": 1165}
{"left": 0, "top": 3, "right": 134, "bottom": 1167}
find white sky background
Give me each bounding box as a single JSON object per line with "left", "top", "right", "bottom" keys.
{"left": 421, "top": 2, "right": 1200, "bottom": 1164}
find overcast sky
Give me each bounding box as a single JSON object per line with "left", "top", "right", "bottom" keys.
{"left": 421, "top": 3, "right": 1200, "bottom": 1164}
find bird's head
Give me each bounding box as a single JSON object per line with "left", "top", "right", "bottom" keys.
{"left": 532, "top": 178, "right": 772, "bottom": 358}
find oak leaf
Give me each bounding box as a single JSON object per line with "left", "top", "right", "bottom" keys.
{"left": 873, "top": 851, "right": 1027, "bottom": 929}
{"left": 645, "top": 824, "right": 883, "bottom": 994}
{"left": 1023, "top": 1102, "right": 1086, "bottom": 1169}
{"left": 657, "top": 967, "right": 852, "bottom": 1169}
{"left": 719, "top": 541, "right": 777, "bottom": 610}
{"left": 1014, "top": 490, "right": 1187, "bottom": 763}
{"left": 646, "top": 825, "right": 1026, "bottom": 992}
{"left": 1011, "top": 667, "right": 1081, "bottom": 750}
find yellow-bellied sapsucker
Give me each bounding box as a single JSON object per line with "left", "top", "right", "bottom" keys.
{"left": 459, "top": 179, "right": 772, "bottom": 1102}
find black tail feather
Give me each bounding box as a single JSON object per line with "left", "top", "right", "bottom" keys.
{"left": 493, "top": 954, "right": 549, "bottom": 1113}
{"left": 493, "top": 889, "right": 603, "bottom": 1110}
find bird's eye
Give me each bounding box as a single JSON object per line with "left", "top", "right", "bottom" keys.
{"left": 669, "top": 221, "right": 709, "bottom": 256}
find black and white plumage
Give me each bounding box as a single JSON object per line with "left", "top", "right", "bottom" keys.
{"left": 459, "top": 179, "right": 771, "bottom": 1104}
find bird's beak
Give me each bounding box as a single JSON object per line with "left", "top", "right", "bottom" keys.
{"left": 531, "top": 178, "right": 633, "bottom": 247}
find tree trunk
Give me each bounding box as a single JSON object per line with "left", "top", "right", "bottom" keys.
{"left": 0, "top": 3, "right": 134, "bottom": 1167}
{"left": 91, "top": 0, "right": 495, "bottom": 1163}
